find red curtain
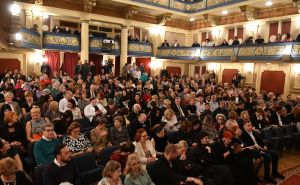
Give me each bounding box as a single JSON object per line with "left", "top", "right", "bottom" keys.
{"left": 63, "top": 52, "right": 79, "bottom": 77}
{"left": 222, "top": 69, "right": 239, "bottom": 84}
{"left": 136, "top": 57, "right": 151, "bottom": 75}
{"left": 45, "top": 50, "right": 60, "bottom": 74}
{"left": 115, "top": 56, "right": 120, "bottom": 76}
{"left": 228, "top": 28, "right": 235, "bottom": 40}
{"left": 269, "top": 23, "right": 279, "bottom": 37}
{"left": 237, "top": 27, "right": 243, "bottom": 39}
{"left": 281, "top": 21, "right": 291, "bottom": 34}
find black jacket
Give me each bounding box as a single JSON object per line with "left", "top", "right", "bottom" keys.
{"left": 146, "top": 156, "right": 187, "bottom": 185}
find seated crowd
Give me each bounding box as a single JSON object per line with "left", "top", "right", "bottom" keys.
{"left": 0, "top": 65, "right": 300, "bottom": 185}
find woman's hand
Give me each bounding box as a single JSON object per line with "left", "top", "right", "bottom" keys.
{"left": 147, "top": 157, "right": 156, "bottom": 163}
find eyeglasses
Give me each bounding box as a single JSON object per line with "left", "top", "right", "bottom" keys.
{"left": 45, "top": 129, "right": 54, "bottom": 132}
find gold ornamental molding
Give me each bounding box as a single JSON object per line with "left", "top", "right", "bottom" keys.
{"left": 157, "top": 13, "right": 172, "bottom": 26}
{"left": 203, "top": 14, "right": 219, "bottom": 27}
{"left": 124, "top": 6, "right": 139, "bottom": 19}
{"left": 83, "top": 0, "right": 97, "bottom": 13}
{"left": 240, "top": 6, "right": 257, "bottom": 21}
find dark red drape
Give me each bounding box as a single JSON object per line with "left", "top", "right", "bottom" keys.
{"left": 269, "top": 22, "right": 279, "bottom": 37}
{"left": 45, "top": 50, "right": 60, "bottom": 74}
{"left": 115, "top": 56, "right": 120, "bottom": 76}
{"left": 63, "top": 52, "right": 79, "bottom": 77}
{"left": 89, "top": 54, "right": 103, "bottom": 75}
{"left": 136, "top": 57, "right": 151, "bottom": 75}
{"left": 228, "top": 28, "right": 235, "bottom": 40}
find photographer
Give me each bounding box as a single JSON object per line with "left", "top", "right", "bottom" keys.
{"left": 232, "top": 72, "right": 245, "bottom": 88}
{"left": 103, "top": 60, "right": 114, "bottom": 75}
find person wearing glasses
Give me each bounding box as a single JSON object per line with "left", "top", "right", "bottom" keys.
{"left": 133, "top": 128, "right": 156, "bottom": 169}
{"left": 62, "top": 122, "right": 92, "bottom": 157}
{"left": 124, "top": 153, "right": 154, "bottom": 185}
{"left": 34, "top": 123, "right": 60, "bottom": 165}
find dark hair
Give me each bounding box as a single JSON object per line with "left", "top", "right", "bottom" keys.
{"left": 54, "top": 144, "right": 67, "bottom": 157}
{"left": 198, "top": 131, "right": 209, "bottom": 140}
{"left": 0, "top": 139, "right": 3, "bottom": 149}
{"left": 120, "top": 142, "right": 135, "bottom": 153}
{"left": 68, "top": 99, "right": 76, "bottom": 108}
{"left": 154, "top": 125, "right": 164, "bottom": 134}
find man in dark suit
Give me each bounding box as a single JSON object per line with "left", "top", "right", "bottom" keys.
{"left": 147, "top": 144, "right": 204, "bottom": 185}
{"left": 241, "top": 121, "right": 284, "bottom": 184}
{"left": 269, "top": 106, "right": 285, "bottom": 126}
{"left": 172, "top": 97, "right": 186, "bottom": 120}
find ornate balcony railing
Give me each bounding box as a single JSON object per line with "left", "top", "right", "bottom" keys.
{"left": 157, "top": 42, "right": 300, "bottom": 62}
{"left": 128, "top": 41, "right": 153, "bottom": 57}
{"left": 16, "top": 27, "right": 42, "bottom": 49}
{"left": 43, "top": 32, "right": 80, "bottom": 52}
{"left": 89, "top": 37, "right": 120, "bottom": 55}
{"left": 131, "top": 0, "right": 247, "bottom": 13}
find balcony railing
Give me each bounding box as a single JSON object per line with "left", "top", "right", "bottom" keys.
{"left": 43, "top": 32, "right": 80, "bottom": 52}
{"left": 131, "top": 0, "right": 246, "bottom": 13}
{"left": 89, "top": 37, "right": 120, "bottom": 55}
{"left": 17, "top": 27, "right": 42, "bottom": 49}
{"left": 128, "top": 41, "right": 153, "bottom": 57}
{"left": 157, "top": 42, "right": 300, "bottom": 61}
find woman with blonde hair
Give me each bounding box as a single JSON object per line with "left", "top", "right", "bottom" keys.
{"left": 0, "top": 157, "right": 32, "bottom": 185}
{"left": 25, "top": 106, "right": 51, "bottom": 142}
{"left": 124, "top": 153, "right": 154, "bottom": 185}
{"left": 162, "top": 108, "right": 179, "bottom": 132}
{"left": 98, "top": 160, "right": 123, "bottom": 185}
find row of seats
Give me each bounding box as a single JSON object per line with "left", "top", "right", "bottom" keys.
{"left": 261, "top": 124, "right": 300, "bottom": 152}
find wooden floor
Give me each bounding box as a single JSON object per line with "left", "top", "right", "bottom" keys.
{"left": 278, "top": 150, "right": 300, "bottom": 173}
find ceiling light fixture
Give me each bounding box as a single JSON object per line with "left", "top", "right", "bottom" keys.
{"left": 222, "top": 10, "right": 228, "bottom": 15}
{"left": 265, "top": 1, "right": 273, "bottom": 6}
{"left": 15, "top": 33, "right": 22, "bottom": 41}
{"left": 10, "top": 3, "right": 21, "bottom": 16}
{"left": 189, "top": 17, "right": 195, "bottom": 22}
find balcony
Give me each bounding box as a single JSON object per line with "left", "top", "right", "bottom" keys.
{"left": 43, "top": 32, "right": 80, "bottom": 52}
{"left": 131, "top": 0, "right": 246, "bottom": 13}
{"left": 17, "top": 27, "right": 42, "bottom": 49}
{"left": 128, "top": 41, "right": 153, "bottom": 57}
{"left": 157, "top": 42, "right": 300, "bottom": 62}
{"left": 89, "top": 37, "right": 120, "bottom": 55}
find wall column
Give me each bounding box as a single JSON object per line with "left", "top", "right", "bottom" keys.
{"left": 80, "top": 19, "right": 89, "bottom": 62}
{"left": 120, "top": 26, "right": 128, "bottom": 73}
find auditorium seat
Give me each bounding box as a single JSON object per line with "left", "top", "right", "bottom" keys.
{"left": 73, "top": 153, "right": 104, "bottom": 185}
{"left": 272, "top": 126, "right": 292, "bottom": 151}
{"left": 98, "top": 145, "right": 120, "bottom": 167}
{"left": 34, "top": 164, "right": 46, "bottom": 185}
{"left": 75, "top": 117, "right": 92, "bottom": 132}
{"left": 261, "top": 127, "right": 280, "bottom": 151}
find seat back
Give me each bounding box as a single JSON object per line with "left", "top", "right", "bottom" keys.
{"left": 34, "top": 164, "right": 46, "bottom": 185}
{"left": 261, "top": 127, "right": 273, "bottom": 140}
{"left": 73, "top": 153, "right": 97, "bottom": 173}
{"left": 272, "top": 126, "right": 284, "bottom": 138}
{"left": 75, "top": 117, "right": 92, "bottom": 131}
{"left": 285, "top": 125, "right": 294, "bottom": 135}
{"left": 167, "top": 131, "right": 180, "bottom": 144}
{"left": 99, "top": 145, "right": 120, "bottom": 166}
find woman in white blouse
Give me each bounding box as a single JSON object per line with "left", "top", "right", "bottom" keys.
{"left": 162, "top": 108, "right": 179, "bottom": 132}
{"left": 133, "top": 128, "right": 156, "bottom": 168}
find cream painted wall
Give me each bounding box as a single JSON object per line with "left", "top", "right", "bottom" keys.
{"left": 162, "top": 61, "right": 186, "bottom": 76}
{"left": 165, "top": 32, "right": 185, "bottom": 46}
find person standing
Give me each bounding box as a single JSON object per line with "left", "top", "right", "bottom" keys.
{"left": 75, "top": 60, "right": 82, "bottom": 77}
{"left": 80, "top": 60, "right": 90, "bottom": 81}
{"left": 41, "top": 62, "right": 51, "bottom": 77}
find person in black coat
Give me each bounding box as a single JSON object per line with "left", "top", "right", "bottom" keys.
{"left": 40, "top": 62, "right": 51, "bottom": 77}
{"left": 188, "top": 132, "right": 234, "bottom": 185}
{"left": 89, "top": 61, "right": 96, "bottom": 78}
{"left": 146, "top": 144, "right": 204, "bottom": 185}
{"left": 80, "top": 60, "right": 90, "bottom": 81}
{"left": 241, "top": 121, "right": 284, "bottom": 184}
